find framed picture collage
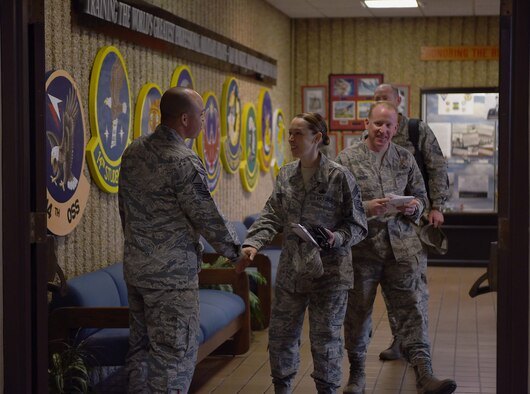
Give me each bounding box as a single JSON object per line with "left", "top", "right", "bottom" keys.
{"left": 302, "top": 75, "right": 412, "bottom": 159}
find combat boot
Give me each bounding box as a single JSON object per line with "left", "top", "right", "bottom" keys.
{"left": 273, "top": 384, "right": 291, "bottom": 394}
{"left": 343, "top": 353, "right": 365, "bottom": 394}
{"left": 413, "top": 359, "right": 457, "bottom": 394}
{"left": 379, "top": 336, "right": 402, "bottom": 361}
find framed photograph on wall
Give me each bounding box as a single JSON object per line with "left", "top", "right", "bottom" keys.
{"left": 394, "top": 84, "right": 410, "bottom": 117}
{"left": 342, "top": 131, "right": 364, "bottom": 149}
{"left": 302, "top": 85, "right": 327, "bottom": 118}
{"left": 326, "top": 131, "right": 342, "bottom": 159}
{"left": 329, "top": 73, "right": 383, "bottom": 130}
{"left": 357, "top": 100, "right": 373, "bottom": 120}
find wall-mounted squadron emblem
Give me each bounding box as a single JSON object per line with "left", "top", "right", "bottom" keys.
{"left": 45, "top": 70, "right": 90, "bottom": 236}
{"left": 86, "top": 46, "right": 132, "bottom": 193}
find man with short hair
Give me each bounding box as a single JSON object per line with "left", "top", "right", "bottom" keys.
{"left": 374, "top": 83, "right": 449, "bottom": 361}
{"left": 119, "top": 87, "right": 243, "bottom": 393}
{"left": 336, "top": 102, "right": 456, "bottom": 394}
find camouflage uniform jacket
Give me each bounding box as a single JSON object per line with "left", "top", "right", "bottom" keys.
{"left": 119, "top": 124, "right": 240, "bottom": 289}
{"left": 393, "top": 115, "right": 449, "bottom": 209}
{"left": 244, "top": 153, "right": 368, "bottom": 292}
{"left": 336, "top": 142, "right": 428, "bottom": 261}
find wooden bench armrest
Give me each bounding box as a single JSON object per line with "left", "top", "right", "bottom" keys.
{"left": 49, "top": 306, "right": 129, "bottom": 344}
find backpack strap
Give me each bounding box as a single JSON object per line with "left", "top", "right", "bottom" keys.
{"left": 408, "top": 118, "right": 420, "bottom": 152}
{"left": 408, "top": 118, "right": 429, "bottom": 196}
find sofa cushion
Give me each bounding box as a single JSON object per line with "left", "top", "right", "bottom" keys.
{"left": 102, "top": 263, "right": 128, "bottom": 306}
{"left": 199, "top": 289, "right": 245, "bottom": 341}
{"left": 243, "top": 214, "right": 260, "bottom": 229}
{"left": 230, "top": 221, "right": 248, "bottom": 244}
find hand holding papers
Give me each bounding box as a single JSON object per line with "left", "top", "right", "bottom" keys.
{"left": 386, "top": 193, "right": 415, "bottom": 208}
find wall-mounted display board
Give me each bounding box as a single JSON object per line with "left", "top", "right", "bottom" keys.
{"left": 272, "top": 109, "right": 286, "bottom": 177}
{"left": 133, "top": 83, "right": 162, "bottom": 139}
{"left": 86, "top": 46, "right": 132, "bottom": 193}
{"left": 421, "top": 87, "right": 498, "bottom": 213}
{"left": 257, "top": 88, "right": 273, "bottom": 172}
{"left": 328, "top": 73, "right": 383, "bottom": 131}
{"left": 240, "top": 103, "right": 259, "bottom": 192}
{"left": 421, "top": 87, "right": 498, "bottom": 267}
{"left": 220, "top": 77, "right": 242, "bottom": 174}
{"left": 197, "top": 91, "right": 222, "bottom": 195}
{"left": 45, "top": 70, "right": 90, "bottom": 235}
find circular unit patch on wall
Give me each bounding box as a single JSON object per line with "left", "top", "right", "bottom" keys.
{"left": 134, "top": 83, "right": 162, "bottom": 139}
{"left": 86, "top": 46, "right": 132, "bottom": 193}
{"left": 220, "top": 76, "right": 242, "bottom": 174}
{"left": 273, "top": 108, "right": 286, "bottom": 177}
{"left": 257, "top": 88, "right": 273, "bottom": 172}
{"left": 239, "top": 102, "right": 259, "bottom": 192}
{"left": 45, "top": 69, "right": 90, "bottom": 235}
{"left": 197, "top": 91, "right": 222, "bottom": 196}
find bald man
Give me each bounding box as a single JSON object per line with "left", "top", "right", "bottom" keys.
{"left": 119, "top": 87, "right": 243, "bottom": 393}
{"left": 373, "top": 84, "right": 449, "bottom": 362}
{"left": 337, "top": 102, "right": 456, "bottom": 394}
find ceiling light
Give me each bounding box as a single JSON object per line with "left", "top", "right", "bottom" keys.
{"left": 363, "top": 0, "right": 418, "bottom": 8}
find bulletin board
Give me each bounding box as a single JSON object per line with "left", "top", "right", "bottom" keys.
{"left": 328, "top": 73, "right": 383, "bottom": 131}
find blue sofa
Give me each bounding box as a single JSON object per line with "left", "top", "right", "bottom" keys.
{"left": 49, "top": 262, "right": 250, "bottom": 367}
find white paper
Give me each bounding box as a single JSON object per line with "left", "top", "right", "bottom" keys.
{"left": 291, "top": 223, "right": 320, "bottom": 248}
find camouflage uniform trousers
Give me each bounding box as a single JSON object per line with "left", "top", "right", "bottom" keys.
{"left": 269, "top": 286, "right": 348, "bottom": 394}
{"left": 126, "top": 284, "right": 199, "bottom": 394}
{"left": 344, "top": 254, "right": 431, "bottom": 364}
{"left": 383, "top": 248, "right": 430, "bottom": 339}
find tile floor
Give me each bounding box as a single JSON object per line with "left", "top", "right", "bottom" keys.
{"left": 190, "top": 266, "right": 497, "bottom": 393}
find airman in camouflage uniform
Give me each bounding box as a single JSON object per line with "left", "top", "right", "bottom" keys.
{"left": 119, "top": 87, "right": 241, "bottom": 394}
{"left": 336, "top": 102, "right": 456, "bottom": 394}
{"left": 373, "top": 84, "right": 449, "bottom": 362}
{"left": 241, "top": 113, "right": 368, "bottom": 394}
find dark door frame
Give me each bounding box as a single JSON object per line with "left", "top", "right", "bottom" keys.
{"left": 1, "top": 0, "right": 47, "bottom": 392}
{"left": 0, "top": 1, "right": 528, "bottom": 392}
{"left": 497, "top": 0, "right": 530, "bottom": 392}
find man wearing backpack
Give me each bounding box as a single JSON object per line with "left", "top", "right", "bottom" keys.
{"left": 372, "top": 84, "right": 449, "bottom": 361}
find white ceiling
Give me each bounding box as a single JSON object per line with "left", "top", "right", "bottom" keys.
{"left": 263, "top": 0, "right": 500, "bottom": 18}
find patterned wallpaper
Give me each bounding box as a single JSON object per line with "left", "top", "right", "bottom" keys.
{"left": 45, "top": 0, "right": 291, "bottom": 276}
{"left": 293, "top": 16, "right": 499, "bottom": 118}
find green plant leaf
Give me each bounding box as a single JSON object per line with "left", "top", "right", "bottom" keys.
{"left": 246, "top": 269, "right": 267, "bottom": 285}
